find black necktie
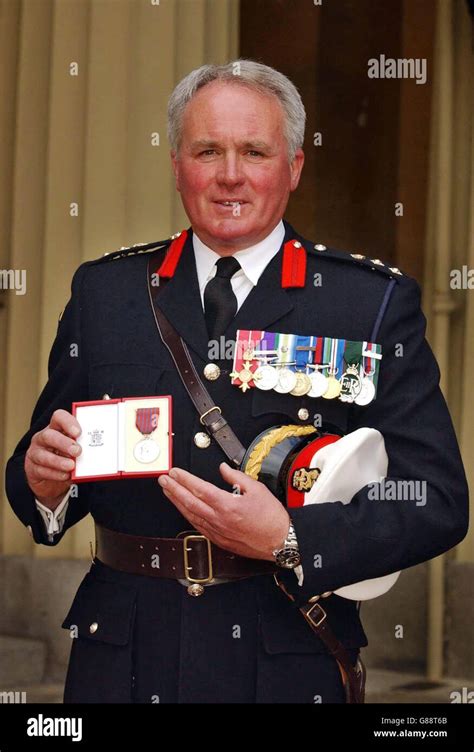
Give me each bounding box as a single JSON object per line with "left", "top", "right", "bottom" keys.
{"left": 204, "top": 256, "right": 241, "bottom": 340}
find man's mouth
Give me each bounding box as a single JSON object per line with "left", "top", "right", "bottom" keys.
{"left": 213, "top": 200, "right": 247, "bottom": 206}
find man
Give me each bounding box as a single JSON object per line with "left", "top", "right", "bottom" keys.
{"left": 5, "top": 60, "right": 468, "bottom": 703}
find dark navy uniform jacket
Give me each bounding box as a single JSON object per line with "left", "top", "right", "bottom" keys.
{"left": 5, "top": 220, "right": 468, "bottom": 703}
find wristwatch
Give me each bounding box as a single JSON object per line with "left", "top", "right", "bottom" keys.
{"left": 272, "top": 519, "right": 301, "bottom": 569}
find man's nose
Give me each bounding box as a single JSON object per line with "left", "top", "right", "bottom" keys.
{"left": 216, "top": 154, "right": 244, "bottom": 186}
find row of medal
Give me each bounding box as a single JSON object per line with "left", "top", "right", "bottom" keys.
{"left": 230, "top": 330, "right": 382, "bottom": 405}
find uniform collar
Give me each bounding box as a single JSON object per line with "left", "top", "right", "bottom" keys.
{"left": 193, "top": 220, "right": 285, "bottom": 294}
{"left": 153, "top": 220, "right": 296, "bottom": 361}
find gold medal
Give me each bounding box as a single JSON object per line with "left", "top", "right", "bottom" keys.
{"left": 230, "top": 360, "right": 255, "bottom": 392}
{"left": 322, "top": 374, "right": 342, "bottom": 399}
{"left": 290, "top": 372, "right": 312, "bottom": 396}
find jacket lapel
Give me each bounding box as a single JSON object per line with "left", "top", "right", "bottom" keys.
{"left": 153, "top": 229, "right": 211, "bottom": 361}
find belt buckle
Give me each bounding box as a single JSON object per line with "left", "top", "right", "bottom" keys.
{"left": 199, "top": 405, "right": 221, "bottom": 426}
{"left": 183, "top": 534, "right": 214, "bottom": 596}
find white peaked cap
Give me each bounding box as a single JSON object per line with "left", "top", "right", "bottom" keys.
{"left": 304, "top": 427, "right": 401, "bottom": 600}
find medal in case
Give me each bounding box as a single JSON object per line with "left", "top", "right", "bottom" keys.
{"left": 134, "top": 407, "right": 161, "bottom": 464}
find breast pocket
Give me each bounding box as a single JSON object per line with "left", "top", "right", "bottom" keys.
{"left": 88, "top": 362, "right": 164, "bottom": 400}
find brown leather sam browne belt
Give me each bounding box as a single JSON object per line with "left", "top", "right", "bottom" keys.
{"left": 94, "top": 523, "right": 277, "bottom": 596}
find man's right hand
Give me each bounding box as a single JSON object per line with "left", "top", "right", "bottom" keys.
{"left": 25, "top": 409, "right": 82, "bottom": 510}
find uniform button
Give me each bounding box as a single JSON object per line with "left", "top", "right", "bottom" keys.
{"left": 351, "top": 253, "right": 366, "bottom": 260}
{"left": 203, "top": 363, "right": 221, "bottom": 381}
{"left": 187, "top": 584, "right": 205, "bottom": 596}
{"left": 194, "top": 432, "right": 211, "bottom": 449}
{"left": 297, "top": 408, "right": 309, "bottom": 421}
{"left": 89, "top": 622, "right": 99, "bottom": 634}
{"left": 371, "top": 258, "right": 384, "bottom": 266}
{"left": 314, "top": 244, "right": 327, "bottom": 251}
{"left": 293, "top": 240, "right": 302, "bottom": 248}
{"left": 102, "top": 393, "right": 111, "bottom": 400}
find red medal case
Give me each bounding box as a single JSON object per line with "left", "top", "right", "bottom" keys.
{"left": 71, "top": 396, "right": 172, "bottom": 482}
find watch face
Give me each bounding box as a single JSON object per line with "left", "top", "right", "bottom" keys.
{"left": 276, "top": 547, "right": 301, "bottom": 569}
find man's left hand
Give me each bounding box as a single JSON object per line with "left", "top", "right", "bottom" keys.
{"left": 157, "top": 463, "right": 290, "bottom": 560}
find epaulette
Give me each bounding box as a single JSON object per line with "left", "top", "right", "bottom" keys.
{"left": 87, "top": 232, "right": 185, "bottom": 265}
{"left": 307, "top": 242, "right": 405, "bottom": 280}
{"left": 58, "top": 233, "right": 183, "bottom": 322}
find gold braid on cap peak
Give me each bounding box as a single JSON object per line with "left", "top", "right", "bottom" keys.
{"left": 244, "top": 424, "right": 317, "bottom": 481}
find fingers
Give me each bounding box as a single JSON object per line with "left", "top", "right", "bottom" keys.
{"left": 27, "top": 457, "right": 72, "bottom": 483}
{"left": 158, "top": 475, "right": 223, "bottom": 525}
{"left": 49, "top": 409, "right": 81, "bottom": 440}
{"left": 35, "top": 426, "right": 81, "bottom": 458}
{"left": 167, "top": 467, "right": 225, "bottom": 507}
{"left": 28, "top": 446, "right": 76, "bottom": 474}
{"left": 159, "top": 474, "right": 218, "bottom": 525}
{"left": 26, "top": 410, "right": 82, "bottom": 484}
{"left": 218, "top": 462, "right": 255, "bottom": 492}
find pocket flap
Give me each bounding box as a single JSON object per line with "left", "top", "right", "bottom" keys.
{"left": 88, "top": 362, "right": 164, "bottom": 400}
{"left": 61, "top": 573, "right": 137, "bottom": 646}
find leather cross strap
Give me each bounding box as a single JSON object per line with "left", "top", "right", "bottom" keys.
{"left": 147, "top": 255, "right": 246, "bottom": 466}
{"left": 300, "top": 601, "right": 366, "bottom": 704}
{"left": 274, "top": 574, "right": 366, "bottom": 704}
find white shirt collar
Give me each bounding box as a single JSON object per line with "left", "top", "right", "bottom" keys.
{"left": 193, "top": 220, "right": 285, "bottom": 294}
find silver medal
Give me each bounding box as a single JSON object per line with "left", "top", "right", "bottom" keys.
{"left": 133, "top": 437, "right": 161, "bottom": 464}
{"left": 274, "top": 367, "right": 297, "bottom": 394}
{"left": 354, "top": 377, "right": 376, "bottom": 405}
{"left": 254, "top": 364, "right": 279, "bottom": 390}
{"left": 308, "top": 371, "right": 328, "bottom": 398}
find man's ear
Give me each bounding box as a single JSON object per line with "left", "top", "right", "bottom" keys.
{"left": 289, "top": 148, "right": 305, "bottom": 192}
{"left": 171, "top": 150, "right": 181, "bottom": 192}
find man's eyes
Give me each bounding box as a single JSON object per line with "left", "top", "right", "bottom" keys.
{"left": 198, "top": 149, "right": 265, "bottom": 157}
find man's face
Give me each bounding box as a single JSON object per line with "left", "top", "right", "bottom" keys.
{"left": 171, "top": 81, "right": 304, "bottom": 253}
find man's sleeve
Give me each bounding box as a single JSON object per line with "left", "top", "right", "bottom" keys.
{"left": 5, "top": 263, "right": 93, "bottom": 546}
{"left": 35, "top": 490, "right": 72, "bottom": 542}
{"left": 285, "top": 276, "right": 469, "bottom": 604}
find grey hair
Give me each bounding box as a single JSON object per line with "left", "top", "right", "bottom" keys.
{"left": 167, "top": 59, "right": 306, "bottom": 162}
